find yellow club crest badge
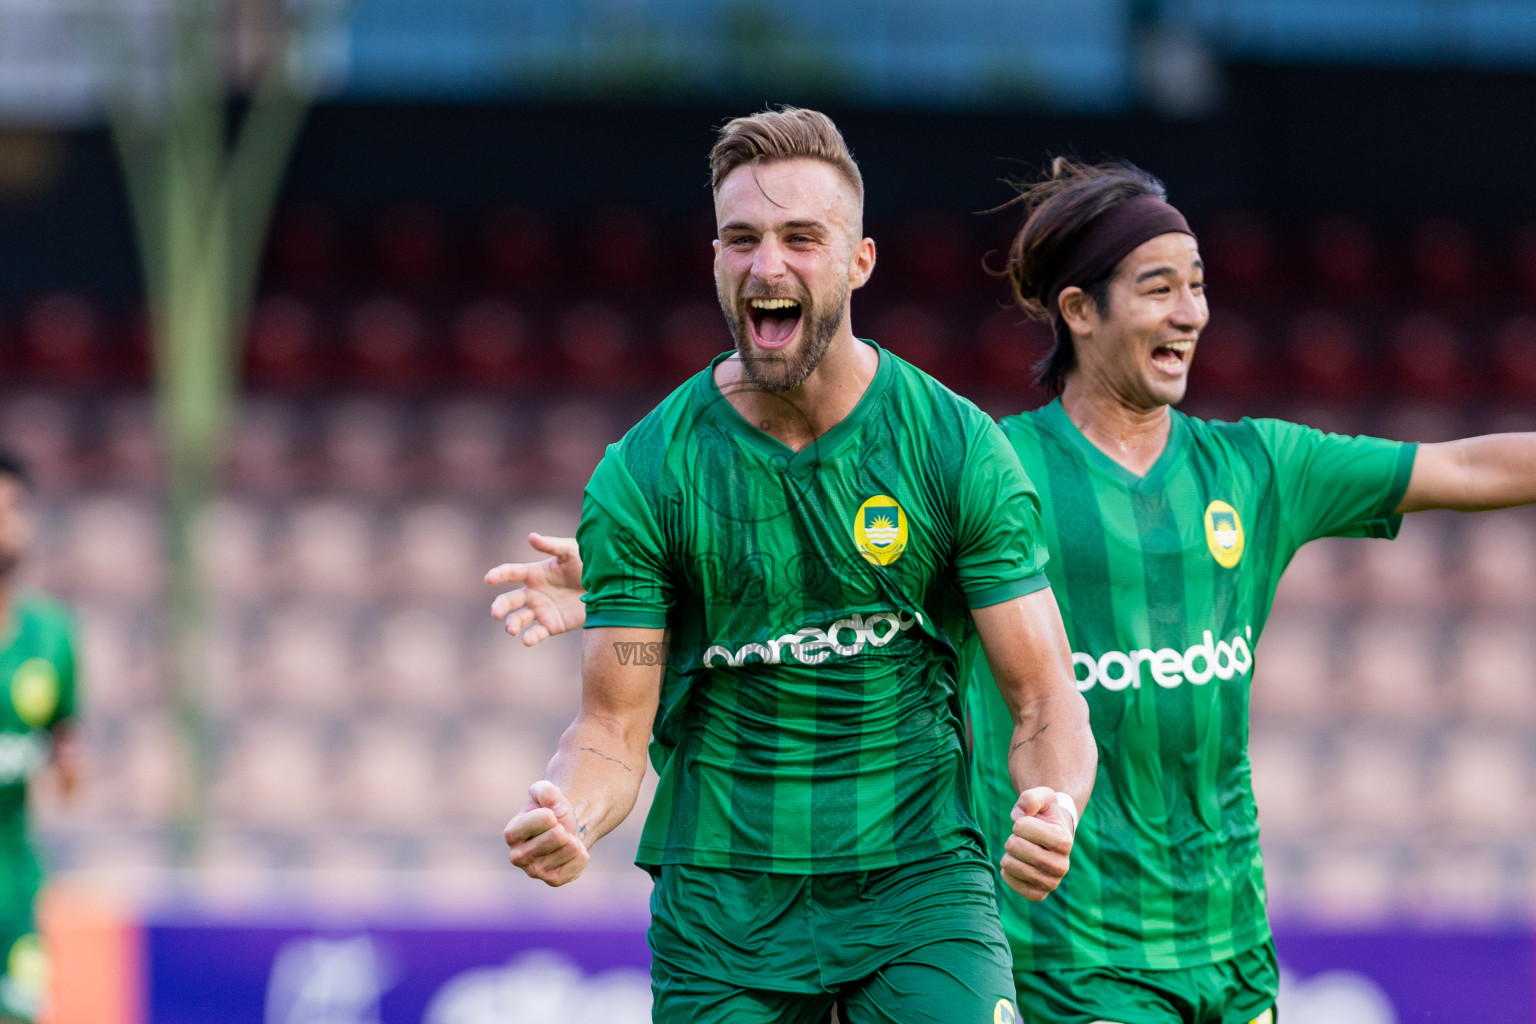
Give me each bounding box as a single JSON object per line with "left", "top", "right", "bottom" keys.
{"left": 1204, "top": 500, "right": 1245, "bottom": 569}
{"left": 11, "top": 658, "right": 59, "bottom": 728}
{"left": 993, "top": 999, "right": 1018, "bottom": 1024}
{"left": 855, "top": 494, "right": 908, "bottom": 566}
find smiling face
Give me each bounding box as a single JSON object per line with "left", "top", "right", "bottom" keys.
{"left": 713, "top": 158, "right": 874, "bottom": 391}
{"left": 1062, "top": 232, "right": 1208, "bottom": 409}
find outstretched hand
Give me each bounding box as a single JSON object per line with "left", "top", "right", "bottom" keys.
{"left": 1000, "top": 786, "right": 1076, "bottom": 902}
{"left": 486, "top": 533, "right": 587, "bottom": 646}
{"left": 504, "top": 780, "right": 591, "bottom": 886}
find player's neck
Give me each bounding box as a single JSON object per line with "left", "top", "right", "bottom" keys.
{"left": 717, "top": 332, "right": 878, "bottom": 452}
{"left": 1059, "top": 380, "right": 1172, "bottom": 478}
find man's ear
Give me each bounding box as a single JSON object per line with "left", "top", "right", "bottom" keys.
{"left": 850, "top": 237, "right": 876, "bottom": 290}
{"left": 1058, "top": 286, "right": 1095, "bottom": 337}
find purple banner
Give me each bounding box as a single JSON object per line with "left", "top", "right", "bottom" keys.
{"left": 146, "top": 915, "right": 1536, "bottom": 1023}
{"left": 1274, "top": 927, "right": 1534, "bottom": 1023}
{"left": 147, "top": 916, "right": 652, "bottom": 1024}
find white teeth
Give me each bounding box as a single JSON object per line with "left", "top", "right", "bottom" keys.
{"left": 749, "top": 298, "right": 801, "bottom": 310}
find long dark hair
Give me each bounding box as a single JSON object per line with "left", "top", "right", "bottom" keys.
{"left": 997, "top": 157, "right": 1169, "bottom": 396}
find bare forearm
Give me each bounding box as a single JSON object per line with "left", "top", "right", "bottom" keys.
{"left": 1400, "top": 434, "right": 1536, "bottom": 513}
{"left": 1007, "top": 690, "right": 1096, "bottom": 811}
{"left": 543, "top": 714, "right": 648, "bottom": 846}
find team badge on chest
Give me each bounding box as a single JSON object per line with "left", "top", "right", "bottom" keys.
{"left": 10, "top": 658, "right": 59, "bottom": 727}
{"left": 855, "top": 494, "right": 908, "bottom": 565}
{"left": 1204, "top": 499, "right": 1245, "bottom": 568}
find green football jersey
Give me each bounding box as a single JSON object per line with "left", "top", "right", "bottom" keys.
{"left": 967, "top": 399, "right": 1416, "bottom": 971}
{"left": 0, "top": 595, "right": 78, "bottom": 915}
{"left": 579, "top": 341, "right": 1050, "bottom": 874}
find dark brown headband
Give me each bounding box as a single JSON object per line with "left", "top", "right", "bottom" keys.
{"left": 1041, "top": 194, "right": 1195, "bottom": 319}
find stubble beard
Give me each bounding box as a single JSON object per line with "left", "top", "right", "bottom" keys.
{"left": 719, "top": 285, "right": 848, "bottom": 393}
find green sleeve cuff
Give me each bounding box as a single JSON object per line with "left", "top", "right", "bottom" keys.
{"left": 584, "top": 608, "right": 669, "bottom": 629}
{"left": 965, "top": 571, "right": 1051, "bottom": 610}
{"left": 1363, "top": 441, "right": 1418, "bottom": 540}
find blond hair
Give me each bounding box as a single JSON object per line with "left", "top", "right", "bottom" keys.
{"left": 709, "top": 106, "right": 863, "bottom": 208}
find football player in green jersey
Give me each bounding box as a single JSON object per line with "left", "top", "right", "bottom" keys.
{"left": 0, "top": 452, "right": 80, "bottom": 1024}
{"left": 494, "top": 108, "right": 1097, "bottom": 1024}
{"left": 965, "top": 157, "right": 1536, "bottom": 1024}
{"left": 491, "top": 153, "right": 1536, "bottom": 1023}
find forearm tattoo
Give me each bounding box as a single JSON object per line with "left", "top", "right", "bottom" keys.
{"left": 580, "top": 746, "right": 634, "bottom": 774}
{"left": 1011, "top": 723, "right": 1050, "bottom": 752}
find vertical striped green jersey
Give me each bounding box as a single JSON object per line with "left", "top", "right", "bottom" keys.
{"left": 578, "top": 342, "right": 1050, "bottom": 873}
{"left": 967, "top": 400, "right": 1416, "bottom": 971}
{"left": 0, "top": 595, "right": 78, "bottom": 917}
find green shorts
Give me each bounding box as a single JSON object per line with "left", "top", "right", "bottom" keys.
{"left": 648, "top": 848, "right": 1019, "bottom": 1024}
{"left": 1014, "top": 940, "right": 1278, "bottom": 1024}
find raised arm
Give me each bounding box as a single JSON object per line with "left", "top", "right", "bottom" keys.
{"left": 970, "top": 588, "right": 1096, "bottom": 902}
{"left": 1397, "top": 433, "right": 1536, "bottom": 513}
{"left": 486, "top": 532, "right": 587, "bottom": 645}
{"left": 503, "top": 625, "right": 662, "bottom": 885}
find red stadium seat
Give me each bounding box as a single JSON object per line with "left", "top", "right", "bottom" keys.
{"left": 479, "top": 206, "right": 555, "bottom": 286}
{"left": 1493, "top": 316, "right": 1536, "bottom": 399}
{"left": 1410, "top": 219, "right": 1477, "bottom": 298}
{"left": 267, "top": 205, "right": 348, "bottom": 286}
{"left": 585, "top": 206, "right": 658, "bottom": 287}
{"left": 1509, "top": 224, "right": 1536, "bottom": 297}
{"left": 452, "top": 299, "right": 529, "bottom": 387}
{"left": 1309, "top": 216, "right": 1378, "bottom": 294}
{"left": 1203, "top": 212, "right": 1275, "bottom": 293}
{"left": 895, "top": 211, "right": 970, "bottom": 291}
{"left": 347, "top": 297, "right": 427, "bottom": 388}
{"left": 426, "top": 400, "right": 509, "bottom": 493}
{"left": 663, "top": 301, "right": 731, "bottom": 374}
{"left": 976, "top": 309, "right": 1048, "bottom": 390}
{"left": 24, "top": 292, "right": 101, "bottom": 382}
{"left": 1389, "top": 313, "right": 1469, "bottom": 399}
{"left": 373, "top": 204, "right": 450, "bottom": 287}
{"left": 1191, "top": 307, "right": 1262, "bottom": 398}
{"left": 1287, "top": 308, "right": 1366, "bottom": 398}
{"left": 246, "top": 295, "right": 325, "bottom": 389}
{"left": 558, "top": 302, "right": 633, "bottom": 384}
{"left": 874, "top": 303, "right": 949, "bottom": 374}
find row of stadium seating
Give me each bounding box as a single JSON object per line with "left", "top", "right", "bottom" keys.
{"left": 4, "top": 290, "right": 1536, "bottom": 400}
{"left": 3, "top": 391, "right": 1535, "bottom": 500}
{"left": 251, "top": 204, "right": 1536, "bottom": 301}
{"left": 19, "top": 490, "right": 1536, "bottom": 608}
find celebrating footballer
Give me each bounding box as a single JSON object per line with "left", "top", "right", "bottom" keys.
{"left": 489, "top": 113, "right": 1536, "bottom": 1024}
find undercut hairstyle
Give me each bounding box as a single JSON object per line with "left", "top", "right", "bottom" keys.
{"left": 709, "top": 106, "right": 864, "bottom": 212}
{"left": 0, "top": 450, "right": 30, "bottom": 490}
{"left": 999, "top": 157, "right": 1169, "bottom": 397}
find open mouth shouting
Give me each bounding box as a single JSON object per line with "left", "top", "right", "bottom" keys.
{"left": 747, "top": 296, "right": 804, "bottom": 350}
{"left": 1150, "top": 338, "right": 1195, "bottom": 377}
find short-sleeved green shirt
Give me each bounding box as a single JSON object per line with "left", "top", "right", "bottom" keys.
{"left": 579, "top": 342, "right": 1050, "bottom": 874}
{"left": 0, "top": 595, "right": 78, "bottom": 917}
{"left": 966, "top": 401, "right": 1416, "bottom": 971}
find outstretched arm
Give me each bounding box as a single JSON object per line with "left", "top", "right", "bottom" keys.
{"left": 503, "top": 625, "right": 662, "bottom": 885}
{"left": 971, "top": 588, "right": 1096, "bottom": 902}
{"left": 486, "top": 533, "right": 587, "bottom": 645}
{"left": 1398, "top": 434, "right": 1536, "bottom": 513}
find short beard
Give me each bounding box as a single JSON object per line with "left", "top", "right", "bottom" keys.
{"left": 720, "top": 287, "right": 848, "bottom": 393}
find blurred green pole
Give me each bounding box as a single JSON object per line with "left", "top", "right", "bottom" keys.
{"left": 97, "top": 0, "right": 324, "bottom": 865}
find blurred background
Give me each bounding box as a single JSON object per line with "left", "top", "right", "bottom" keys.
{"left": 5, "top": 0, "right": 1536, "bottom": 1021}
